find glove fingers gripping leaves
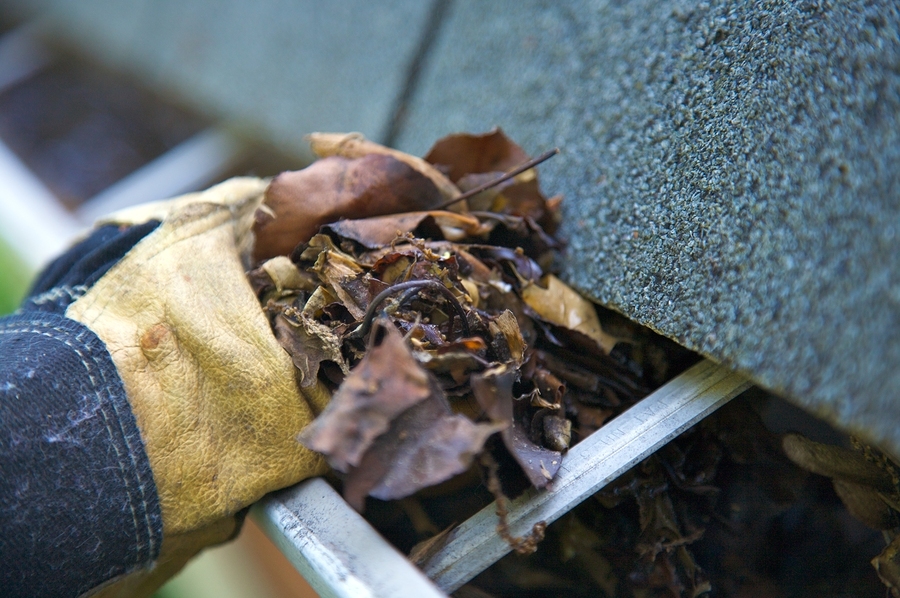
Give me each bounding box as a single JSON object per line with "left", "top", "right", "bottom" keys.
{"left": 66, "top": 178, "right": 328, "bottom": 596}
{"left": 68, "top": 177, "right": 329, "bottom": 532}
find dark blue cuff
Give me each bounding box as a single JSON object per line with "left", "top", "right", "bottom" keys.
{"left": 23, "top": 220, "right": 160, "bottom": 314}
{"left": 0, "top": 312, "right": 163, "bottom": 598}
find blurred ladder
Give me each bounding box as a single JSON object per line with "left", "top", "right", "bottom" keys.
{"left": 0, "top": 25, "right": 246, "bottom": 272}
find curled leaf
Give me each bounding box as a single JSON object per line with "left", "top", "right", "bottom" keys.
{"left": 254, "top": 154, "right": 443, "bottom": 260}
{"left": 303, "top": 234, "right": 368, "bottom": 319}
{"left": 521, "top": 275, "right": 619, "bottom": 354}
{"left": 307, "top": 132, "right": 461, "bottom": 202}
{"left": 261, "top": 256, "right": 316, "bottom": 294}
{"left": 273, "top": 309, "right": 347, "bottom": 387}
{"left": 832, "top": 479, "right": 898, "bottom": 530}
{"left": 487, "top": 310, "right": 526, "bottom": 366}
{"left": 782, "top": 433, "right": 896, "bottom": 490}
{"left": 471, "top": 366, "right": 562, "bottom": 488}
{"left": 299, "top": 319, "right": 433, "bottom": 471}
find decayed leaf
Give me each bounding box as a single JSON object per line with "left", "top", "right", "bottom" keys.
{"left": 272, "top": 308, "right": 347, "bottom": 387}
{"left": 255, "top": 131, "right": 678, "bottom": 562}
{"left": 521, "top": 274, "right": 619, "bottom": 354}
{"left": 471, "top": 366, "right": 562, "bottom": 488}
{"left": 299, "top": 320, "right": 433, "bottom": 471}
{"left": 415, "top": 337, "right": 488, "bottom": 384}
{"left": 366, "top": 410, "right": 504, "bottom": 503}
{"left": 254, "top": 154, "right": 443, "bottom": 260}
{"left": 307, "top": 132, "right": 461, "bottom": 203}
{"left": 873, "top": 535, "right": 900, "bottom": 598}
{"left": 303, "top": 234, "right": 368, "bottom": 319}
{"left": 301, "top": 319, "right": 504, "bottom": 510}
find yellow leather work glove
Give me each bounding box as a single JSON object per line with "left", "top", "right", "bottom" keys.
{"left": 68, "top": 178, "right": 329, "bottom": 596}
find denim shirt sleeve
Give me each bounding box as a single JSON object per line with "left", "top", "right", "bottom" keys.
{"left": 0, "top": 222, "right": 163, "bottom": 598}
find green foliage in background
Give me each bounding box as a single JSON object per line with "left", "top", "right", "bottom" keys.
{"left": 0, "top": 237, "right": 31, "bottom": 315}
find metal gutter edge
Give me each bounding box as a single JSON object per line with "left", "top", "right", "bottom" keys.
{"left": 252, "top": 478, "right": 448, "bottom": 598}
{"left": 423, "top": 359, "right": 751, "bottom": 591}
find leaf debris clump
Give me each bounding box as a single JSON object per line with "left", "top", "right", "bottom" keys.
{"left": 250, "top": 128, "right": 648, "bottom": 515}
{"left": 247, "top": 129, "right": 887, "bottom": 597}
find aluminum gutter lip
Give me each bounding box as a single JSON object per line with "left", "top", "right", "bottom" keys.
{"left": 252, "top": 360, "right": 750, "bottom": 596}
{"left": 252, "top": 478, "right": 449, "bottom": 598}
{"left": 422, "top": 359, "right": 751, "bottom": 592}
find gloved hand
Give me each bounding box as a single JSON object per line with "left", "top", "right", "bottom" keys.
{"left": 0, "top": 178, "right": 330, "bottom": 598}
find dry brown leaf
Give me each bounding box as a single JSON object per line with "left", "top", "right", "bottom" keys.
{"left": 299, "top": 320, "right": 433, "bottom": 471}
{"left": 832, "top": 479, "right": 898, "bottom": 530}
{"left": 471, "top": 366, "right": 562, "bottom": 488}
{"left": 273, "top": 309, "right": 347, "bottom": 387}
{"left": 873, "top": 535, "right": 900, "bottom": 598}
{"left": 487, "top": 310, "right": 526, "bottom": 366}
{"left": 498, "top": 178, "right": 553, "bottom": 226}
{"left": 367, "top": 411, "right": 504, "bottom": 503}
{"left": 424, "top": 128, "right": 530, "bottom": 183}
{"left": 254, "top": 154, "right": 443, "bottom": 260}
{"left": 456, "top": 170, "right": 512, "bottom": 211}
{"left": 301, "top": 286, "right": 338, "bottom": 318}
{"left": 521, "top": 274, "right": 619, "bottom": 354}
{"left": 256, "top": 255, "right": 318, "bottom": 297}
{"left": 782, "top": 433, "right": 896, "bottom": 490}
{"left": 307, "top": 132, "right": 461, "bottom": 203}
{"left": 304, "top": 234, "right": 368, "bottom": 319}
{"left": 416, "top": 338, "right": 488, "bottom": 385}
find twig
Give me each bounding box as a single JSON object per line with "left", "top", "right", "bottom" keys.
{"left": 350, "top": 279, "right": 470, "bottom": 340}
{"left": 433, "top": 148, "right": 560, "bottom": 211}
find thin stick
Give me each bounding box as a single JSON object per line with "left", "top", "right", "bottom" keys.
{"left": 350, "top": 279, "right": 470, "bottom": 340}
{"left": 433, "top": 148, "right": 560, "bottom": 211}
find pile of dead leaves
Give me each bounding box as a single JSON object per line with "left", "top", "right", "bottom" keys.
{"left": 246, "top": 130, "right": 893, "bottom": 597}
{"left": 249, "top": 129, "right": 649, "bottom": 515}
